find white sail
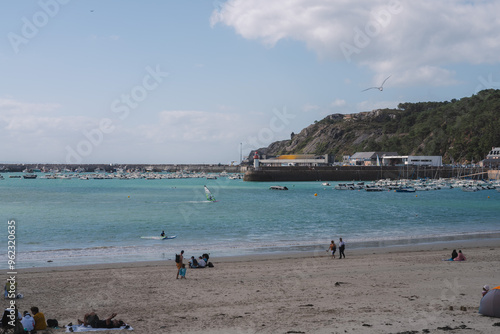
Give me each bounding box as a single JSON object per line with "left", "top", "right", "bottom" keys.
{"left": 204, "top": 185, "right": 216, "bottom": 202}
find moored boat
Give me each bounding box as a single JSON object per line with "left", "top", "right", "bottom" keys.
{"left": 270, "top": 185, "right": 288, "bottom": 190}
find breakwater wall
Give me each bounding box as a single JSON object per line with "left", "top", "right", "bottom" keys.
{"left": 0, "top": 164, "right": 244, "bottom": 173}
{"left": 243, "top": 166, "right": 493, "bottom": 182}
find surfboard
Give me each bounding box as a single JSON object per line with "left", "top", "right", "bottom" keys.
{"left": 141, "top": 235, "right": 177, "bottom": 240}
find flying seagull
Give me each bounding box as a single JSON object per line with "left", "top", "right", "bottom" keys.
{"left": 362, "top": 75, "right": 391, "bottom": 92}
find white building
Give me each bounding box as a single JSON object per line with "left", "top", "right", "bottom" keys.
{"left": 382, "top": 155, "right": 442, "bottom": 167}
{"left": 481, "top": 147, "right": 500, "bottom": 167}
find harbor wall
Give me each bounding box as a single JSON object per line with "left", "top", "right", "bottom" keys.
{"left": 0, "top": 164, "right": 243, "bottom": 173}
{"left": 243, "top": 166, "right": 493, "bottom": 182}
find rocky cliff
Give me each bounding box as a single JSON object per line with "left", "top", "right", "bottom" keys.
{"left": 252, "top": 89, "right": 500, "bottom": 164}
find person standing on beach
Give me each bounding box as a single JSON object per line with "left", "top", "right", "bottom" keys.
{"left": 328, "top": 240, "right": 337, "bottom": 259}
{"left": 338, "top": 238, "right": 346, "bottom": 259}
{"left": 176, "top": 250, "right": 184, "bottom": 279}
{"left": 179, "top": 264, "right": 187, "bottom": 279}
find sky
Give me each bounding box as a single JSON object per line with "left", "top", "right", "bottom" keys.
{"left": 1, "top": 0, "right": 500, "bottom": 164}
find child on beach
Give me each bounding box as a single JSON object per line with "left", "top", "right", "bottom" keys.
{"left": 179, "top": 264, "right": 186, "bottom": 279}
{"left": 327, "top": 240, "right": 337, "bottom": 259}
{"left": 482, "top": 285, "right": 490, "bottom": 297}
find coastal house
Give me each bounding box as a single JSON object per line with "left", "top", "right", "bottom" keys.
{"left": 480, "top": 147, "right": 500, "bottom": 167}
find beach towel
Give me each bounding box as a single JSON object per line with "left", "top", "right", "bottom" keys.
{"left": 65, "top": 324, "right": 133, "bottom": 332}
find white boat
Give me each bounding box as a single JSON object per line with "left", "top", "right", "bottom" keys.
{"left": 395, "top": 186, "right": 416, "bottom": 193}
{"left": 322, "top": 182, "right": 330, "bottom": 186}
{"left": 462, "top": 185, "right": 479, "bottom": 192}
{"left": 270, "top": 186, "right": 288, "bottom": 190}
{"left": 335, "top": 183, "right": 353, "bottom": 190}
{"left": 365, "top": 185, "right": 384, "bottom": 192}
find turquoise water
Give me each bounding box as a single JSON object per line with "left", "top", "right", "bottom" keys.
{"left": 1, "top": 174, "right": 500, "bottom": 268}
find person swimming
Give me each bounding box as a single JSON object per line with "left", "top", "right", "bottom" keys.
{"left": 160, "top": 230, "right": 165, "bottom": 237}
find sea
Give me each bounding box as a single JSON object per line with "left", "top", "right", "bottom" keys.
{"left": 1, "top": 173, "right": 500, "bottom": 269}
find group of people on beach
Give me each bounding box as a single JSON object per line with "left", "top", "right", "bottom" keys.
{"left": 1, "top": 306, "right": 47, "bottom": 332}
{"left": 2, "top": 290, "right": 127, "bottom": 331}
{"left": 327, "top": 238, "right": 346, "bottom": 259}
{"left": 175, "top": 250, "right": 213, "bottom": 279}
{"left": 445, "top": 249, "right": 466, "bottom": 261}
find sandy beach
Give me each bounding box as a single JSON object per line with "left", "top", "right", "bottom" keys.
{"left": 6, "top": 240, "right": 500, "bottom": 334}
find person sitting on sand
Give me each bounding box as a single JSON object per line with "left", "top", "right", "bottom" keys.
{"left": 447, "top": 249, "right": 458, "bottom": 261}
{"left": 31, "top": 306, "right": 47, "bottom": 330}
{"left": 78, "top": 312, "right": 124, "bottom": 329}
{"left": 202, "top": 254, "right": 209, "bottom": 263}
{"left": 189, "top": 256, "right": 198, "bottom": 268}
{"left": 482, "top": 285, "right": 490, "bottom": 298}
{"left": 21, "top": 311, "right": 35, "bottom": 332}
{"left": 197, "top": 257, "right": 207, "bottom": 268}
{"left": 453, "top": 250, "right": 466, "bottom": 261}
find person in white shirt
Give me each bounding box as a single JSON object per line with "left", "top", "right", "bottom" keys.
{"left": 339, "top": 238, "right": 346, "bottom": 259}
{"left": 21, "top": 311, "right": 35, "bottom": 332}
{"left": 197, "top": 257, "right": 206, "bottom": 268}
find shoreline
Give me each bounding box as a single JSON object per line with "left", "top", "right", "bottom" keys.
{"left": 7, "top": 240, "right": 500, "bottom": 333}
{"left": 12, "top": 231, "right": 500, "bottom": 270}
{"left": 16, "top": 236, "right": 500, "bottom": 274}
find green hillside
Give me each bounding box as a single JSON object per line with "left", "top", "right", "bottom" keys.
{"left": 256, "top": 89, "right": 500, "bottom": 164}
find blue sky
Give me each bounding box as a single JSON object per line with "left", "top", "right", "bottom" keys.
{"left": 1, "top": 0, "right": 499, "bottom": 164}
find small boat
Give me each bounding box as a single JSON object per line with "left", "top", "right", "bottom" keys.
{"left": 395, "top": 186, "right": 416, "bottom": 193}
{"left": 462, "top": 185, "right": 479, "bottom": 192}
{"left": 270, "top": 186, "right": 288, "bottom": 190}
{"left": 365, "top": 185, "right": 384, "bottom": 192}
{"left": 335, "top": 183, "right": 354, "bottom": 190}
{"left": 23, "top": 174, "right": 37, "bottom": 179}
{"left": 322, "top": 182, "right": 330, "bottom": 186}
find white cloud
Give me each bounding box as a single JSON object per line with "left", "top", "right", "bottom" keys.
{"left": 140, "top": 110, "right": 246, "bottom": 143}
{"left": 0, "top": 96, "right": 297, "bottom": 163}
{"left": 330, "top": 99, "right": 346, "bottom": 107}
{"left": 302, "top": 104, "right": 320, "bottom": 113}
{"left": 0, "top": 98, "right": 60, "bottom": 115}
{"left": 211, "top": 0, "right": 500, "bottom": 86}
